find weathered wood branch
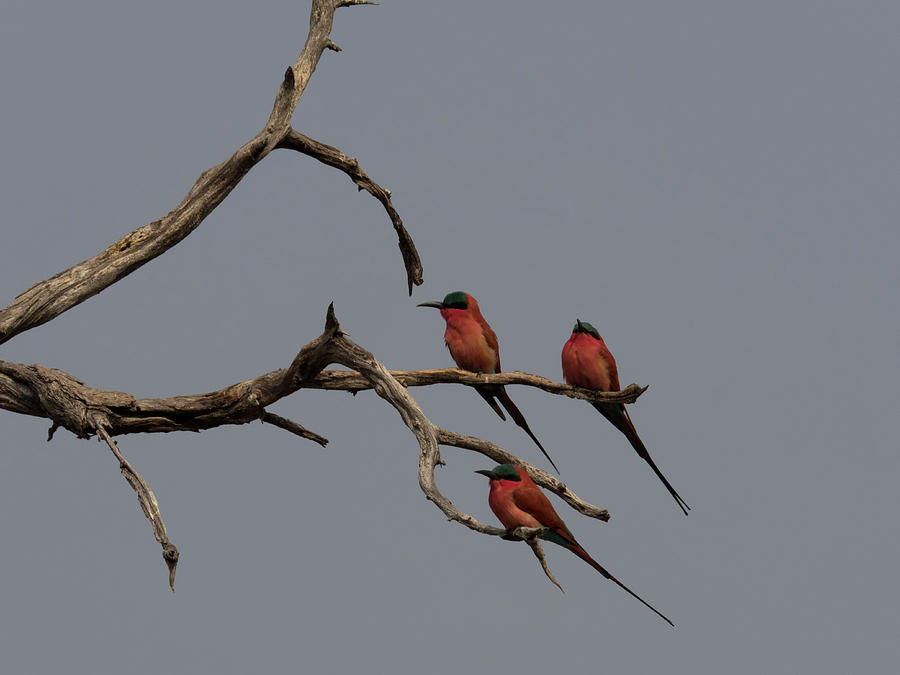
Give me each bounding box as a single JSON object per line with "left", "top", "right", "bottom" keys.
{"left": 309, "top": 308, "right": 606, "bottom": 594}
{"left": 0, "top": 0, "right": 624, "bottom": 596}
{"left": 435, "top": 428, "right": 610, "bottom": 522}
{"left": 516, "top": 529, "right": 565, "bottom": 592}
{"left": 261, "top": 412, "right": 329, "bottom": 447}
{"left": 1, "top": 306, "right": 613, "bottom": 588}
{"left": 276, "top": 129, "right": 422, "bottom": 294}
{"left": 96, "top": 424, "right": 179, "bottom": 591}
{"left": 0, "top": 360, "right": 643, "bottom": 453}
{"left": 307, "top": 368, "right": 648, "bottom": 405}
{"left": 0, "top": 0, "right": 421, "bottom": 348}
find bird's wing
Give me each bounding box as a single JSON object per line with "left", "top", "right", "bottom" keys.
{"left": 510, "top": 483, "right": 571, "bottom": 537}
{"left": 596, "top": 340, "right": 621, "bottom": 391}
{"left": 480, "top": 322, "right": 501, "bottom": 372}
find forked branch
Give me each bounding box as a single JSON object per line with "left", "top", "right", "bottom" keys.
{"left": 0, "top": 302, "right": 619, "bottom": 588}
{"left": 0, "top": 0, "right": 421, "bottom": 348}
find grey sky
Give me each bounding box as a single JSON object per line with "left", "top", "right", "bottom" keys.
{"left": 1, "top": 1, "right": 898, "bottom": 673}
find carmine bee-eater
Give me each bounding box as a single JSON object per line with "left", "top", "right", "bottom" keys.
{"left": 476, "top": 463, "right": 674, "bottom": 626}
{"left": 418, "top": 291, "right": 559, "bottom": 473}
{"left": 562, "top": 320, "right": 690, "bottom": 515}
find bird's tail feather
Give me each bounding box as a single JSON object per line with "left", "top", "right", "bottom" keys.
{"left": 593, "top": 402, "right": 690, "bottom": 515}
{"left": 476, "top": 387, "right": 507, "bottom": 421}
{"left": 574, "top": 544, "right": 676, "bottom": 627}
{"left": 544, "top": 530, "right": 674, "bottom": 627}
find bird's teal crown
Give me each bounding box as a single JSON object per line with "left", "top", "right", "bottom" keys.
{"left": 489, "top": 464, "right": 521, "bottom": 480}
{"left": 573, "top": 319, "right": 600, "bottom": 339}
{"left": 442, "top": 291, "right": 468, "bottom": 309}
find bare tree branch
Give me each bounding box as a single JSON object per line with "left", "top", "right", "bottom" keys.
{"left": 277, "top": 129, "right": 422, "bottom": 293}
{"left": 0, "top": 0, "right": 654, "bottom": 597}
{"left": 435, "top": 429, "right": 610, "bottom": 522}
{"left": 95, "top": 423, "right": 179, "bottom": 591}
{"left": 0, "top": 0, "right": 421, "bottom": 348}
{"left": 520, "top": 532, "right": 565, "bottom": 593}
{"left": 0, "top": 360, "right": 643, "bottom": 460}
{"left": 260, "top": 412, "right": 329, "bottom": 446}
{"left": 307, "top": 368, "right": 648, "bottom": 405}
{"left": 0, "top": 301, "right": 616, "bottom": 588}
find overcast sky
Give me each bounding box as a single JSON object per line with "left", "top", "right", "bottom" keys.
{"left": 1, "top": 1, "right": 898, "bottom": 673}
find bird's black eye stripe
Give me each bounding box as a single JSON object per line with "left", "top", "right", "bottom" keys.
{"left": 445, "top": 301, "right": 467, "bottom": 310}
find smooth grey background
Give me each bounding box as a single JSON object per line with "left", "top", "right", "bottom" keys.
{"left": 1, "top": 2, "right": 897, "bottom": 673}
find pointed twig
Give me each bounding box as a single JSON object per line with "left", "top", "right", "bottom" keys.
{"left": 277, "top": 129, "right": 422, "bottom": 294}
{"left": 514, "top": 529, "right": 565, "bottom": 593}
{"left": 94, "top": 421, "right": 179, "bottom": 591}
{"left": 260, "top": 411, "right": 328, "bottom": 446}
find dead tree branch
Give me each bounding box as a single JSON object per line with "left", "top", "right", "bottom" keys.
{"left": 0, "top": 359, "right": 642, "bottom": 476}
{"left": 1, "top": 306, "right": 615, "bottom": 586}
{"left": 435, "top": 429, "right": 610, "bottom": 522}
{"left": 0, "top": 0, "right": 421, "bottom": 348}
{"left": 306, "top": 368, "right": 648, "bottom": 405}
{"left": 276, "top": 130, "right": 420, "bottom": 293}
{"left": 0, "top": 1, "right": 631, "bottom": 594}
{"left": 95, "top": 424, "right": 179, "bottom": 591}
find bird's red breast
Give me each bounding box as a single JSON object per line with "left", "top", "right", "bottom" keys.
{"left": 561, "top": 331, "right": 620, "bottom": 392}
{"left": 440, "top": 294, "right": 501, "bottom": 374}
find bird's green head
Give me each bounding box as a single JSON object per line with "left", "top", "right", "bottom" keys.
{"left": 441, "top": 291, "right": 469, "bottom": 309}
{"left": 572, "top": 319, "right": 600, "bottom": 340}
{"left": 475, "top": 463, "right": 522, "bottom": 481}
{"left": 417, "top": 291, "right": 469, "bottom": 311}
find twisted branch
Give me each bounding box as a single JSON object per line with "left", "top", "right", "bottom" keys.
{"left": 276, "top": 130, "right": 421, "bottom": 294}
{"left": 0, "top": 0, "right": 421, "bottom": 348}
{"left": 0, "top": 302, "right": 619, "bottom": 588}
{"left": 0, "top": 360, "right": 642, "bottom": 467}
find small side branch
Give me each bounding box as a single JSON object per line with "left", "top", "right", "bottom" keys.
{"left": 277, "top": 129, "right": 423, "bottom": 294}
{"left": 95, "top": 422, "right": 179, "bottom": 591}
{"left": 261, "top": 412, "right": 328, "bottom": 446}
{"left": 308, "top": 368, "right": 648, "bottom": 405}
{"left": 515, "top": 530, "right": 565, "bottom": 593}
{"left": 436, "top": 428, "right": 610, "bottom": 523}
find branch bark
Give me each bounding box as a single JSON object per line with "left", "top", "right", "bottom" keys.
{"left": 96, "top": 425, "right": 179, "bottom": 591}
{"left": 0, "top": 360, "right": 642, "bottom": 460}
{"left": 307, "top": 368, "right": 647, "bottom": 405}
{"left": 1, "top": 298, "right": 621, "bottom": 587}
{"left": 0, "top": 0, "right": 421, "bottom": 349}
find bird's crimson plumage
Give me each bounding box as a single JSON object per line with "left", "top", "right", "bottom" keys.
{"left": 562, "top": 321, "right": 689, "bottom": 515}
{"left": 438, "top": 295, "right": 501, "bottom": 378}
{"left": 477, "top": 464, "right": 674, "bottom": 626}
{"left": 418, "top": 292, "right": 559, "bottom": 473}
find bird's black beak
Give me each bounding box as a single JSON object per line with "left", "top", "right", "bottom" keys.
{"left": 475, "top": 469, "right": 498, "bottom": 480}
{"left": 417, "top": 301, "right": 444, "bottom": 309}
{"left": 575, "top": 319, "right": 583, "bottom": 331}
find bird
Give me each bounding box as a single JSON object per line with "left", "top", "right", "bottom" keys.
{"left": 561, "top": 319, "right": 689, "bottom": 515}
{"left": 417, "top": 291, "right": 559, "bottom": 473}
{"left": 475, "top": 463, "right": 674, "bottom": 626}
